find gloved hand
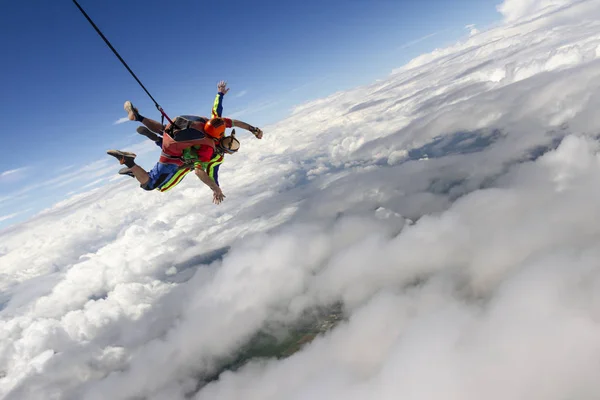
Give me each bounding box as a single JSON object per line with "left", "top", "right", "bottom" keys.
{"left": 252, "top": 127, "right": 263, "bottom": 139}
{"left": 217, "top": 80, "right": 230, "bottom": 95}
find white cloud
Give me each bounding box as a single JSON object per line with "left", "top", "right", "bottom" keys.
{"left": 0, "top": 167, "right": 27, "bottom": 180}
{"left": 397, "top": 31, "right": 442, "bottom": 50}
{"left": 1, "top": 169, "right": 21, "bottom": 178}
{"left": 465, "top": 24, "right": 479, "bottom": 35}
{"left": 234, "top": 90, "right": 248, "bottom": 98}
{"left": 0, "top": 140, "right": 158, "bottom": 213}
{"left": 497, "top": 0, "right": 574, "bottom": 23}
{"left": 0, "top": 162, "right": 109, "bottom": 209}
{"left": 0, "top": 212, "right": 18, "bottom": 223}
{"left": 4, "top": 2, "right": 600, "bottom": 399}
{"left": 113, "top": 117, "right": 130, "bottom": 125}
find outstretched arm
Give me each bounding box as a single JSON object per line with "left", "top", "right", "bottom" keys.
{"left": 231, "top": 119, "right": 263, "bottom": 139}
{"left": 195, "top": 167, "right": 225, "bottom": 204}
{"left": 212, "top": 80, "right": 264, "bottom": 139}
{"left": 212, "top": 80, "right": 230, "bottom": 118}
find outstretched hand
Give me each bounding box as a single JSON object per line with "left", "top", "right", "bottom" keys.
{"left": 213, "top": 188, "right": 226, "bottom": 204}
{"left": 253, "top": 127, "right": 263, "bottom": 139}
{"left": 217, "top": 80, "right": 230, "bottom": 95}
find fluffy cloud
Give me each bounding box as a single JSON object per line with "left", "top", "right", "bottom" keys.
{"left": 4, "top": 2, "right": 600, "bottom": 399}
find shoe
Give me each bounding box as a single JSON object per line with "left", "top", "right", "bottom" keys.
{"left": 107, "top": 150, "right": 137, "bottom": 165}
{"left": 118, "top": 167, "right": 135, "bottom": 178}
{"left": 124, "top": 100, "right": 141, "bottom": 121}
{"left": 136, "top": 126, "right": 161, "bottom": 142}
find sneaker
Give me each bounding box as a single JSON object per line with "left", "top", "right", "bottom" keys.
{"left": 124, "top": 100, "right": 142, "bottom": 121}
{"left": 136, "top": 126, "right": 161, "bottom": 142}
{"left": 118, "top": 167, "right": 135, "bottom": 178}
{"left": 107, "top": 150, "right": 137, "bottom": 165}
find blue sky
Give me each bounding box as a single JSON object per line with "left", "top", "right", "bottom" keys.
{"left": 0, "top": 0, "right": 501, "bottom": 230}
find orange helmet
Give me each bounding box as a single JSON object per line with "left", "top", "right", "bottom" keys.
{"left": 204, "top": 117, "right": 226, "bottom": 139}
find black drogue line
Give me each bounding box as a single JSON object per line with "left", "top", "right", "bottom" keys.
{"left": 72, "top": 0, "right": 173, "bottom": 126}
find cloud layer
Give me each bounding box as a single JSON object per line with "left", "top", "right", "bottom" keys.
{"left": 3, "top": 1, "right": 600, "bottom": 399}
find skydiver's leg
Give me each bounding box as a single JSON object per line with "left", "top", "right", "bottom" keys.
{"left": 124, "top": 101, "right": 165, "bottom": 133}
{"left": 130, "top": 165, "right": 150, "bottom": 186}
{"left": 139, "top": 118, "right": 165, "bottom": 134}
{"left": 107, "top": 150, "right": 150, "bottom": 186}
{"left": 137, "top": 126, "right": 162, "bottom": 143}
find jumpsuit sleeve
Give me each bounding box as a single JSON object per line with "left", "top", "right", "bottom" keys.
{"left": 212, "top": 93, "right": 224, "bottom": 118}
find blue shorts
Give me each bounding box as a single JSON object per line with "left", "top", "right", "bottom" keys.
{"left": 141, "top": 162, "right": 180, "bottom": 191}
